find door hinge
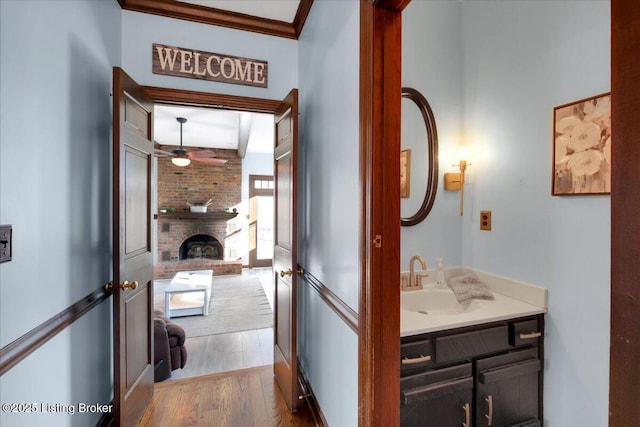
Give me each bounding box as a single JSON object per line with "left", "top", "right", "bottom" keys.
{"left": 374, "top": 234, "right": 382, "bottom": 248}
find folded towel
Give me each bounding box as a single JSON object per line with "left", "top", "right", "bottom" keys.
{"left": 448, "top": 271, "right": 494, "bottom": 302}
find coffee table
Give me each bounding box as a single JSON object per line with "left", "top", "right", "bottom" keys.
{"left": 164, "top": 270, "right": 213, "bottom": 318}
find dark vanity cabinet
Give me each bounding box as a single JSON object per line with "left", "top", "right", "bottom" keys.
{"left": 400, "top": 315, "right": 544, "bottom": 427}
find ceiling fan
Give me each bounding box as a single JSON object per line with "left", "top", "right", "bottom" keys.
{"left": 154, "top": 117, "right": 228, "bottom": 167}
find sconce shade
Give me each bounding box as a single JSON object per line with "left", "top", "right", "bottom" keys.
{"left": 444, "top": 173, "right": 463, "bottom": 191}
{"left": 444, "top": 159, "right": 470, "bottom": 216}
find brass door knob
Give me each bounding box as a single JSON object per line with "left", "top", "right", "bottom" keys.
{"left": 120, "top": 280, "right": 138, "bottom": 290}
{"left": 104, "top": 280, "right": 139, "bottom": 292}
{"left": 280, "top": 269, "right": 293, "bottom": 277}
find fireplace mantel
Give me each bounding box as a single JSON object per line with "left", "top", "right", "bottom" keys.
{"left": 156, "top": 211, "right": 239, "bottom": 220}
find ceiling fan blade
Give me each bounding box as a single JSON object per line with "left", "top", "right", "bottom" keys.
{"left": 192, "top": 157, "right": 228, "bottom": 165}
{"left": 154, "top": 148, "right": 175, "bottom": 157}
{"left": 187, "top": 149, "right": 218, "bottom": 159}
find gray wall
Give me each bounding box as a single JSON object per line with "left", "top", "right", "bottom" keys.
{"left": 404, "top": 1, "right": 610, "bottom": 426}
{"left": 0, "top": 1, "right": 122, "bottom": 426}
{"left": 297, "top": 1, "right": 360, "bottom": 425}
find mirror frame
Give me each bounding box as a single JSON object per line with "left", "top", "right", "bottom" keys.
{"left": 401, "top": 87, "right": 439, "bottom": 226}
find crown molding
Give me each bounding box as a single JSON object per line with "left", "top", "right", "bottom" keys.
{"left": 119, "top": 0, "right": 313, "bottom": 40}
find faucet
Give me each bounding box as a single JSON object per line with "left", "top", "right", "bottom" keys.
{"left": 406, "top": 255, "right": 427, "bottom": 290}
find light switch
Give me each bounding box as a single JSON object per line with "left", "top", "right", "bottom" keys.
{"left": 0, "top": 225, "right": 12, "bottom": 263}
{"left": 480, "top": 211, "right": 491, "bottom": 231}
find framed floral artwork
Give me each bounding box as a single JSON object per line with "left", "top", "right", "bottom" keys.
{"left": 552, "top": 93, "right": 611, "bottom": 195}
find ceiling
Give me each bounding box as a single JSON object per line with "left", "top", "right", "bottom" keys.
{"left": 119, "top": 0, "right": 312, "bottom": 39}
{"left": 154, "top": 105, "right": 274, "bottom": 155}
{"left": 177, "top": 0, "right": 301, "bottom": 23}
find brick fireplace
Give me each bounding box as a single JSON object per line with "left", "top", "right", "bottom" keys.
{"left": 154, "top": 147, "right": 243, "bottom": 279}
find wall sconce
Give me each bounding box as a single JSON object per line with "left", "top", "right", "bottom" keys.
{"left": 444, "top": 149, "right": 470, "bottom": 216}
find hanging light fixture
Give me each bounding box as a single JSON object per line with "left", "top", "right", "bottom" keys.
{"left": 171, "top": 117, "right": 191, "bottom": 167}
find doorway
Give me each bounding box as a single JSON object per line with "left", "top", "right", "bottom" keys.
{"left": 147, "top": 88, "right": 279, "bottom": 382}
{"left": 249, "top": 174, "right": 274, "bottom": 268}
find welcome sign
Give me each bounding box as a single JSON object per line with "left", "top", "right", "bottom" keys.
{"left": 152, "top": 43, "right": 268, "bottom": 88}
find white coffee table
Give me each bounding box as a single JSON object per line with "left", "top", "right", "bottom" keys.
{"left": 164, "top": 270, "right": 213, "bottom": 318}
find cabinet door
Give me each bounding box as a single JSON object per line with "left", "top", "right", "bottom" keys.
{"left": 476, "top": 351, "right": 541, "bottom": 427}
{"left": 402, "top": 378, "right": 473, "bottom": 427}
{"left": 401, "top": 363, "right": 473, "bottom": 427}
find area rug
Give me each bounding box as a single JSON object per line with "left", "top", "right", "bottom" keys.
{"left": 154, "top": 275, "right": 273, "bottom": 337}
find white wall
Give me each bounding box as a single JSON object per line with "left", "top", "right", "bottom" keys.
{"left": 121, "top": 10, "right": 297, "bottom": 101}
{"left": 0, "top": 1, "right": 121, "bottom": 425}
{"left": 401, "top": 0, "right": 464, "bottom": 271}
{"left": 461, "top": 2, "right": 610, "bottom": 426}
{"left": 298, "top": 1, "right": 360, "bottom": 425}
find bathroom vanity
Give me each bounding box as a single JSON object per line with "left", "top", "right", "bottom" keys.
{"left": 400, "top": 271, "right": 546, "bottom": 427}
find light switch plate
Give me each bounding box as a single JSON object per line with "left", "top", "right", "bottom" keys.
{"left": 480, "top": 211, "right": 492, "bottom": 231}
{"left": 0, "top": 225, "right": 12, "bottom": 263}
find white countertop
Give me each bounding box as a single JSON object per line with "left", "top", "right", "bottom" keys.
{"left": 400, "top": 268, "right": 547, "bottom": 337}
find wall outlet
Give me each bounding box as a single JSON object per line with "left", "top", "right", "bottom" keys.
{"left": 480, "top": 211, "right": 492, "bottom": 231}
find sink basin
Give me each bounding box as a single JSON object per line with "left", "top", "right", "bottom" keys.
{"left": 401, "top": 287, "right": 478, "bottom": 315}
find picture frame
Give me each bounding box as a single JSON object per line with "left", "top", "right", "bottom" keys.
{"left": 552, "top": 92, "right": 611, "bottom": 195}
{"left": 400, "top": 149, "right": 411, "bottom": 198}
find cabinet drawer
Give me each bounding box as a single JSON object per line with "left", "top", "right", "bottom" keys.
{"left": 435, "top": 326, "right": 509, "bottom": 364}
{"left": 478, "top": 359, "right": 540, "bottom": 384}
{"left": 510, "top": 319, "right": 542, "bottom": 347}
{"left": 401, "top": 339, "right": 433, "bottom": 372}
{"left": 476, "top": 347, "right": 539, "bottom": 372}
{"left": 401, "top": 363, "right": 472, "bottom": 405}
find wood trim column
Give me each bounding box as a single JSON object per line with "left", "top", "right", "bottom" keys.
{"left": 359, "top": 0, "right": 405, "bottom": 425}
{"left": 609, "top": 0, "right": 640, "bottom": 424}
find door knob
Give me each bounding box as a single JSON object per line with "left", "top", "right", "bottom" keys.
{"left": 120, "top": 280, "right": 138, "bottom": 290}
{"left": 280, "top": 269, "right": 293, "bottom": 277}
{"left": 104, "top": 280, "right": 139, "bottom": 292}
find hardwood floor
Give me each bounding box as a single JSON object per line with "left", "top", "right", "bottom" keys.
{"left": 139, "top": 365, "right": 319, "bottom": 427}
{"left": 161, "top": 267, "right": 276, "bottom": 381}
{"left": 169, "top": 327, "right": 274, "bottom": 380}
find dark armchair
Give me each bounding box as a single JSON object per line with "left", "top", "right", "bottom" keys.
{"left": 154, "top": 310, "right": 187, "bottom": 382}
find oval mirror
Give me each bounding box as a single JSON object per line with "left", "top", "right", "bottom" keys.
{"left": 401, "top": 87, "right": 439, "bottom": 227}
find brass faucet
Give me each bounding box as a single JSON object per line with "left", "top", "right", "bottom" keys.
{"left": 403, "top": 255, "right": 427, "bottom": 291}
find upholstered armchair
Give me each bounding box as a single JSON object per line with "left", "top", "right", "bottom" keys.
{"left": 154, "top": 310, "right": 187, "bottom": 382}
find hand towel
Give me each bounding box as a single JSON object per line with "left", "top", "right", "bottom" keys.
{"left": 448, "top": 271, "right": 494, "bottom": 302}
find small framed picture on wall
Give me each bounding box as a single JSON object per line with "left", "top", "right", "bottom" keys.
{"left": 552, "top": 92, "right": 611, "bottom": 195}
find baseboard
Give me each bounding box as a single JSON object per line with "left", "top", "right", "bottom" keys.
{"left": 297, "top": 359, "right": 329, "bottom": 427}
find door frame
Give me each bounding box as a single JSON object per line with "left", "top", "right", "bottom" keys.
{"left": 359, "top": 1, "right": 408, "bottom": 425}
{"left": 610, "top": 0, "right": 640, "bottom": 423}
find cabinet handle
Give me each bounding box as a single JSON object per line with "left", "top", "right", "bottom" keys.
{"left": 519, "top": 331, "right": 542, "bottom": 339}
{"left": 401, "top": 354, "right": 431, "bottom": 365}
{"left": 461, "top": 402, "right": 471, "bottom": 427}
{"left": 485, "top": 395, "right": 493, "bottom": 426}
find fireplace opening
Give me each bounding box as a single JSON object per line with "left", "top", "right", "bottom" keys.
{"left": 179, "top": 234, "right": 223, "bottom": 260}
